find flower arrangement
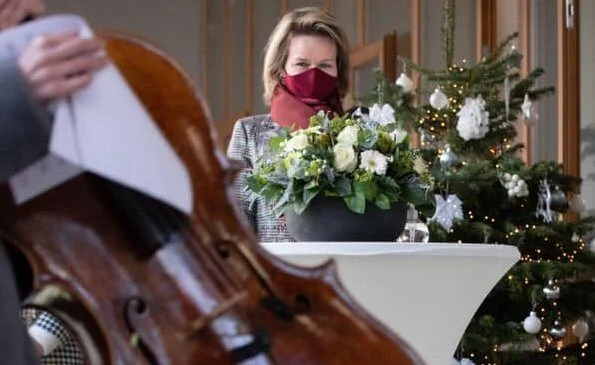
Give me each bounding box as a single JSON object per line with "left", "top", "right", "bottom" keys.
{"left": 246, "top": 104, "right": 435, "bottom": 217}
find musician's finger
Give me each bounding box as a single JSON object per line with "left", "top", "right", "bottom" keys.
{"left": 0, "top": 0, "right": 12, "bottom": 10}
{"left": 28, "top": 53, "right": 108, "bottom": 85}
{"left": 38, "top": 37, "right": 104, "bottom": 67}
{"left": 35, "top": 73, "right": 93, "bottom": 102}
{"left": 30, "top": 30, "right": 79, "bottom": 49}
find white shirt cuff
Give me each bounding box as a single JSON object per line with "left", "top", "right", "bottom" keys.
{"left": 28, "top": 325, "right": 61, "bottom": 355}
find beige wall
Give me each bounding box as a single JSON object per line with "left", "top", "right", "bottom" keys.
{"left": 45, "top": 0, "right": 204, "bottom": 87}
{"left": 43, "top": 1, "right": 477, "bottom": 124}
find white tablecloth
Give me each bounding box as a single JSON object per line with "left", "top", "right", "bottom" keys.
{"left": 262, "top": 242, "right": 520, "bottom": 365}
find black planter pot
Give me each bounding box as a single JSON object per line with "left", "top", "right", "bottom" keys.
{"left": 284, "top": 196, "right": 408, "bottom": 242}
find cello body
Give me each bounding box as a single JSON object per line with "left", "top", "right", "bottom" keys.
{"left": 0, "top": 32, "right": 425, "bottom": 365}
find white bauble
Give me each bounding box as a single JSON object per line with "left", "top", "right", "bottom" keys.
{"left": 523, "top": 311, "right": 542, "bottom": 334}
{"left": 460, "top": 359, "right": 476, "bottom": 365}
{"left": 395, "top": 73, "right": 414, "bottom": 93}
{"left": 429, "top": 88, "right": 449, "bottom": 109}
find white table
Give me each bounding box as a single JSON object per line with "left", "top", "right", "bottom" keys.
{"left": 262, "top": 242, "right": 520, "bottom": 365}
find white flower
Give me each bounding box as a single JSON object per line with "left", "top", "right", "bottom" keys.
{"left": 456, "top": 94, "right": 490, "bottom": 141}
{"left": 390, "top": 128, "right": 408, "bottom": 144}
{"left": 413, "top": 155, "right": 428, "bottom": 175}
{"left": 336, "top": 125, "right": 359, "bottom": 146}
{"left": 333, "top": 143, "right": 357, "bottom": 172}
{"left": 359, "top": 150, "right": 388, "bottom": 175}
{"left": 284, "top": 133, "right": 309, "bottom": 152}
{"left": 369, "top": 103, "right": 396, "bottom": 125}
{"left": 302, "top": 125, "right": 323, "bottom": 134}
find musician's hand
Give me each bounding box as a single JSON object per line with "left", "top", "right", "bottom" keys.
{"left": 29, "top": 335, "right": 45, "bottom": 357}
{"left": 18, "top": 30, "right": 109, "bottom": 104}
{"left": 0, "top": 0, "right": 26, "bottom": 29}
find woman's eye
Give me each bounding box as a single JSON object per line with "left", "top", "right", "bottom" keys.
{"left": 296, "top": 62, "right": 309, "bottom": 67}
{"left": 319, "top": 63, "right": 331, "bottom": 68}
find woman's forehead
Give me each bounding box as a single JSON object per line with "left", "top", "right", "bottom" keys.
{"left": 287, "top": 34, "right": 336, "bottom": 59}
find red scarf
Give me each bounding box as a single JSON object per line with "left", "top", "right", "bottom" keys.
{"left": 270, "top": 85, "right": 344, "bottom": 129}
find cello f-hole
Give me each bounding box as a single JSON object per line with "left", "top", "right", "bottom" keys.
{"left": 293, "top": 294, "right": 311, "bottom": 314}
{"left": 124, "top": 297, "right": 159, "bottom": 365}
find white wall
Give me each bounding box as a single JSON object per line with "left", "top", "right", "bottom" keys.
{"left": 580, "top": 0, "right": 595, "bottom": 216}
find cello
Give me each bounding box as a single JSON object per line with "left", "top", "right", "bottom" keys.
{"left": 0, "top": 30, "right": 425, "bottom": 364}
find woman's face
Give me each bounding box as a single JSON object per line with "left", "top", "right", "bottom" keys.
{"left": 284, "top": 34, "right": 338, "bottom": 77}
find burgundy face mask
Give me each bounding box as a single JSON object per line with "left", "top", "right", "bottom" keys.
{"left": 283, "top": 67, "right": 338, "bottom": 101}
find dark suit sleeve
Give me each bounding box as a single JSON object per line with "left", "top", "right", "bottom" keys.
{"left": 0, "top": 246, "right": 39, "bottom": 365}
{"left": 0, "top": 58, "right": 48, "bottom": 365}
{"left": 0, "top": 58, "right": 52, "bottom": 183}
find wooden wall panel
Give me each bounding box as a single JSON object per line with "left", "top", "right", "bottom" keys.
{"left": 201, "top": 0, "right": 210, "bottom": 101}
{"left": 476, "top": 0, "right": 497, "bottom": 60}
{"left": 207, "top": 0, "right": 224, "bottom": 122}
{"left": 246, "top": 0, "right": 254, "bottom": 113}
{"left": 331, "top": 0, "right": 357, "bottom": 47}
{"left": 530, "top": 0, "right": 558, "bottom": 163}
{"left": 366, "top": 0, "right": 411, "bottom": 75}
{"left": 252, "top": 0, "right": 281, "bottom": 114}
{"left": 230, "top": 0, "right": 248, "bottom": 114}
{"left": 288, "top": 0, "right": 323, "bottom": 9}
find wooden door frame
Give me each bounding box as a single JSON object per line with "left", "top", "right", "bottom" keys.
{"left": 476, "top": 0, "right": 498, "bottom": 61}
{"left": 557, "top": 0, "right": 580, "bottom": 179}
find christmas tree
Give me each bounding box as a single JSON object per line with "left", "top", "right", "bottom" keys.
{"left": 360, "top": 1, "right": 595, "bottom": 364}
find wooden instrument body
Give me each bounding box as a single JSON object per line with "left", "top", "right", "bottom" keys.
{"left": 0, "top": 32, "right": 424, "bottom": 365}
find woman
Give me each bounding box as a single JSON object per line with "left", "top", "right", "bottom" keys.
{"left": 227, "top": 7, "right": 350, "bottom": 242}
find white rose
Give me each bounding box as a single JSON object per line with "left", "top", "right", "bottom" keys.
{"left": 333, "top": 143, "right": 357, "bottom": 172}
{"left": 336, "top": 125, "right": 359, "bottom": 146}
{"left": 284, "top": 133, "right": 309, "bottom": 152}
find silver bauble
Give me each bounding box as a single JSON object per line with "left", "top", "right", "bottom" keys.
{"left": 550, "top": 320, "right": 567, "bottom": 340}
{"left": 572, "top": 318, "right": 590, "bottom": 341}
{"left": 549, "top": 186, "right": 569, "bottom": 212}
{"left": 420, "top": 131, "right": 436, "bottom": 144}
{"left": 439, "top": 144, "right": 461, "bottom": 170}
{"left": 543, "top": 279, "right": 561, "bottom": 300}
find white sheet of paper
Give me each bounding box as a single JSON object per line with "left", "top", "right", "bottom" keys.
{"left": 4, "top": 14, "right": 193, "bottom": 214}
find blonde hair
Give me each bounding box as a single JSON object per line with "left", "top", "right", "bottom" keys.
{"left": 262, "top": 7, "right": 350, "bottom": 105}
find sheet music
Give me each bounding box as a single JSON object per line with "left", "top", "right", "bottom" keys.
{"left": 4, "top": 14, "right": 193, "bottom": 214}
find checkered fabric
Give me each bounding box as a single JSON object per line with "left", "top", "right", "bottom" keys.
{"left": 21, "top": 308, "right": 85, "bottom": 365}
{"left": 227, "top": 114, "right": 296, "bottom": 243}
